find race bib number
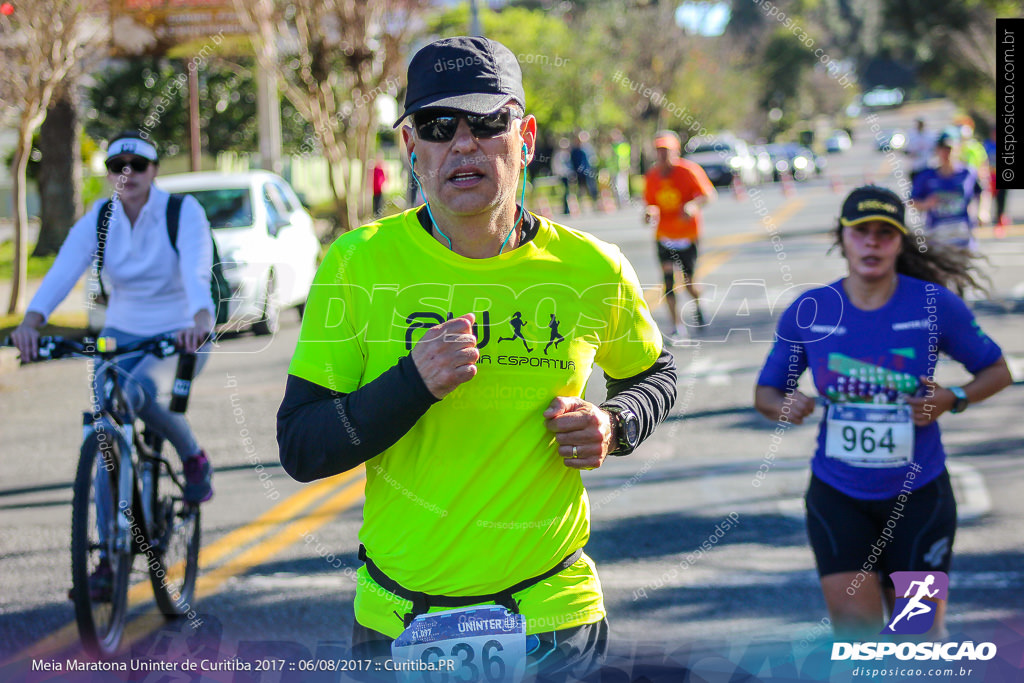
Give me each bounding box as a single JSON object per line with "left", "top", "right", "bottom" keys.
{"left": 825, "top": 403, "right": 914, "bottom": 468}
{"left": 391, "top": 606, "right": 526, "bottom": 683}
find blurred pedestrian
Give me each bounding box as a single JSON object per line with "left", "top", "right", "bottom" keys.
{"left": 610, "top": 129, "right": 632, "bottom": 207}
{"left": 911, "top": 130, "right": 983, "bottom": 253}
{"left": 643, "top": 130, "right": 716, "bottom": 341}
{"left": 905, "top": 119, "right": 933, "bottom": 184}
{"left": 984, "top": 128, "right": 1009, "bottom": 229}
{"left": 552, "top": 137, "right": 574, "bottom": 215}
{"left": 570, "top": 131, "right": 599, "bottom": 208}
{"left": 372, "top": 157, "right": 387, "bottom": 218}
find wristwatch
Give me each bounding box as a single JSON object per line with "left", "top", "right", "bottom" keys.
{"left": 604, "top": 406, "right": 640, "bottom": 456}
{"left": 949, "top": 386, "right": 969, "bottom": 414}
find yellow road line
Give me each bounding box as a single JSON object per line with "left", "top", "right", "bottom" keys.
{"left": 694, "top": 249, "right": 735, "bottom": 280}
{"left": 975, "top": 223, "right": 1024, "bottom": 239}
{"left": 119, "top": 477, "right": 367, "bottom": 651}
{"left": 15, "top": 469, "right": 362, "bottom": 661}
{"left": 122, "top": 468, "right": 362, "bottom": 605}
{"left": 705, "top": 198, "right": 808, "bottom": 248}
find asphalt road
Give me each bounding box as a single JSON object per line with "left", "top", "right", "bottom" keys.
{"left": 2, "top": 101, "right": 1023, "bottom": 681}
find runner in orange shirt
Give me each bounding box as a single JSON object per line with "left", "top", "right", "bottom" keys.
{"left": 643, "top": 130, "right": 717, "bottom": 340}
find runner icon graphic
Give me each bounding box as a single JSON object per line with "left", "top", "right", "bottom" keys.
{"left": 497, "top": 312, "right": 533, "bottom": 352}
{"left": 887, "top": 574, "right": 939, "bottom": 632}
{"left": 544, "top": 314, "right": 565, "bottom": 355}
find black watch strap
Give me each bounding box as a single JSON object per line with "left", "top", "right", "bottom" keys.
{"left": 605, "top": 405, "right": 639, "bottom": 456}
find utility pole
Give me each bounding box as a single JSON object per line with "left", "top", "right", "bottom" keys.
{"left": 469, "top": 0, "right": 482, "bottom": 36}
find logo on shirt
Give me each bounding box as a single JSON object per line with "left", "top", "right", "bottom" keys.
{"left": 404, "top": 310, "right": 576, "bottom": 371}
{"left": 892, "top": 319, "right": 930, "bottom": 331}
{"left": 883, "top": 571, "right": 948, "bottom": 635}
{"left": 496, "top": 312, "right": 566, "bottom": 356}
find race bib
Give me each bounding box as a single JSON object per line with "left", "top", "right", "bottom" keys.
{"left": 391, "top": 606, "right": 527, "bottom": 683}
{"left": 825, "top": 403, "right": 914, "bottom": 468}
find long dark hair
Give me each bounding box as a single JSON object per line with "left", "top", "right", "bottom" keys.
{"left": 833, "top": 223, "right": 988, "bottom": 296}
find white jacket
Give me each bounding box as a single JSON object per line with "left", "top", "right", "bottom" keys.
{"left": 29, "top": 186, "right": 213, "bottom": 336}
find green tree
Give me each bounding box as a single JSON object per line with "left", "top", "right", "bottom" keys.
{"left": 235, "top": 0, "right": 428, "bottom": 232}
{"left": 84, "top": 58, "right": 310, "bottom": 158}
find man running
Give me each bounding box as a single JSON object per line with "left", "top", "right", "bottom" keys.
{"left": 643, "top": 130, "right": 716, "bottom": 340}
{"left": 278, "top": 36, "right": 677, "bottom": 681}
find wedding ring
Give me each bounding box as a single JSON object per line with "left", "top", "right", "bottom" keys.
{"left": 572, "top": 445, "right": 578, "bottom": 459}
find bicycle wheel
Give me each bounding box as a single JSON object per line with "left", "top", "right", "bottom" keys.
{"left": 70, "top": 432, "right": 132, "bottom": 657}
{"left": 148, "top": 456, "right": 201, "bottom": 618}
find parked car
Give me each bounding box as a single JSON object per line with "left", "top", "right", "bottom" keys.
{"left": 683, "top": 135, "right": 760, "bottom": 188}
{"left": 765, "top": 144, "right": 823, "bottom": 181}
{"left": 876, "top": 129, "right": 906, "bottom": 151}
{"left": 88, "top": 171, "right": 321, "bottom": 335}
{"left": 825, "top": 130, "right": 852, "bottom": 153}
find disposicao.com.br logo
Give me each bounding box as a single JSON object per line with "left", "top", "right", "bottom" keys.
{"left": 831, "top": 641, "right": 997, "bottom": 662}
{"left": 832, "top": 571, "right": 996, "bottom": 663}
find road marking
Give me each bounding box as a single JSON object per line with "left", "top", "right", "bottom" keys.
{"left": 119, "top": 476, "right": 367, "bottom": 652}
{"left": 704, "top": 198, "right": 808, "bottom": 248}
{"left": 14, "top": 468, "right": 363, "bottom": 661}
{"left": 122, "top": 468, "right": 363, "bottom": 606}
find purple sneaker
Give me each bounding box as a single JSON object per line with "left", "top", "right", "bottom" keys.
{"left": 183, "top": 450, "right": 213, "bottom": 503}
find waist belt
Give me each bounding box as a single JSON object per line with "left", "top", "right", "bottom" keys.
{"left": 358, "top": 544, "right": 584, "bottom": 628}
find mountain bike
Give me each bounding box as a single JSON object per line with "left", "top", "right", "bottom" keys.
{"left": 6, "top": 335, "right": 202, "bottom": 656}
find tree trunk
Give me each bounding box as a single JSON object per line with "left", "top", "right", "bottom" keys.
{"left": 33, "top": 92, "right": 82, "bottom": 257}
{"left": 8, "top": 126, "right": 32, "bottom": 315}
{"left": 326, "top": 160, "right": 350, "bottom": 236}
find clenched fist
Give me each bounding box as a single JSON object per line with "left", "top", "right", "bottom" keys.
{"left": 411, "top": 313, "right": 480, "bottom": 399}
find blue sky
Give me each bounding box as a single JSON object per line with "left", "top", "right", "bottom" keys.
{"left": 676, "top": 1, "right": 731, "bottom": 36}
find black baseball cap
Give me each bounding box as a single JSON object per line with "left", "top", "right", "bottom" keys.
{"left": 839, "top": 186, "right": 907, "bottom": 234}
{"left": 393, "top": 36, "right": 526, "bottom": 128}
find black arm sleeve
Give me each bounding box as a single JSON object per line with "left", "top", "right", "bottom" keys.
{"left": 600, "top": 348, "right": 678, "bottom": 449}
{"left": 276, "top": 355, "right": 439, "bottom": 482}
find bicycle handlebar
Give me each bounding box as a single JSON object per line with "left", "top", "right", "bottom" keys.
{"left": 1, "top": 334, "right": 181, "bottom": 364}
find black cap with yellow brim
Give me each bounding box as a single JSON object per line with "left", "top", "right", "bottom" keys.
{"left": 839, "top": 186, "right": 908, "bottom": 234}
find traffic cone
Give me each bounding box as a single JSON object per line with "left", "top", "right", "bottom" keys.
{"left": 567, "top": 194, "right": 580, "bottom": 217}
{"left": 534, "top": 194, "right": 553, "bottom": 219}
{"left": 599, "top": 186, "right": 617, "bottom": 213}
{"left": 781, "top": 171, "right": 796, "bottom": 197}
{"left": 732, "top": 174, "right": 747, "bottom": 201}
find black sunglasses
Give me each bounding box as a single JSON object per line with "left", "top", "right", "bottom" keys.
{"left": 105, "top": 157, "right": 151, "bottom": 174}
{"left": 412, "top": 108, "right": 519, "bottom": 143}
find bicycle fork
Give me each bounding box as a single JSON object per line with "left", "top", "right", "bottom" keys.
{"left": 83, "top": 415, "right": 138, "bottom": 555}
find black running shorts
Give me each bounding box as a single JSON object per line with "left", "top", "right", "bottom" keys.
{"left": 805, "top": 469, "right": 957, "bottom": 578}
{"left": 656, "top": 242, "right": 698, "bottom": 279}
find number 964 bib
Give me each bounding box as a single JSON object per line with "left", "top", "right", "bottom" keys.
{"left": 391, "top": 605, "right": 526, "bottom": 683}
{"left": 825, "top": 403, "right": 915, "bottom": 468}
